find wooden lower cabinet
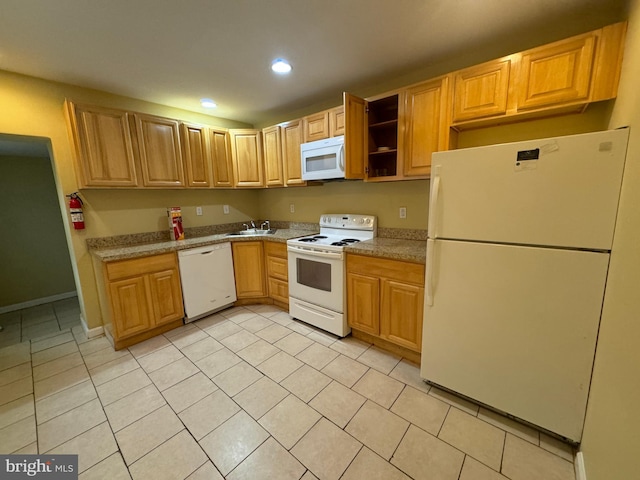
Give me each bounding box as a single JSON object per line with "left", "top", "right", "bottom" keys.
{"left": 265, "top": 241, "right": 289, "bottom": 306}
{"left": 346, "top": 254, "right": 425, "bottom": 353}
{"left": 102, "top": 252, "right": 184, "bottom": 349}
{"left": 232, "top": 241, "right": 267, "bottom": 298}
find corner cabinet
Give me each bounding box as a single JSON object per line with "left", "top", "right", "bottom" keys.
{"left": 99, "top": 253, "right": 184, "bottom": 349}
{"left": 65, "top": 101, "right": 139, "bottom": 188}
{"left": 232, "top": 241, "right": 267, "bottom": 298}
{"left": 262, "top": 125, "right": 284, "bottom": 187}
{"left": 346, "top": 254, "right": 425, "bottom": 355}
{"left": 134, "top": 114, "right": 185, "bottom": 187}
{"left": 229, "top": 129, "right": 264, "bottom": 188}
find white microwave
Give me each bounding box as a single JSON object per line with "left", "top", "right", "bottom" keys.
{"left": 300, "top": 135, "right": 345, "bottom": 181}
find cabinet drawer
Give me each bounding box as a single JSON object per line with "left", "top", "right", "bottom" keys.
{"left": 267, "top": 256, "right": 288, "bottom": 281}
{"left": 264, "top": 241, "right": 287, "bottom": 258}
{"left": 346, "top": 254, "right": 424, "bottom": 285}
{"left": 106, "top": 253, "right": 178, "bottom": 281}
{"left": 268, "top": 277, "right": 289, "bottom": 304}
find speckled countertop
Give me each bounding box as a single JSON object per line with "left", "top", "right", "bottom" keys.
{"left": 91, "top": 229, "right": 315, "bottom": 262}
{"left": 345, "top": 237, "right": 426, "bottom": 264}
{"left": 89, "top": 223, "right": 428, "bottom": 264}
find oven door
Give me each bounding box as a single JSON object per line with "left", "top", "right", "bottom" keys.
{"left": 287, "top": 245, "right": 344, "bottom": 312}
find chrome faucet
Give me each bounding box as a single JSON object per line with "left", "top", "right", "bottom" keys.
{"left": 242, "top": 223, "right": 250, "bottom": 231}
{"left": 261, "top": 220, "right": 270, "bottom": 231}
{"left": 250, "top": 220, "right": 256, "bottom": 229}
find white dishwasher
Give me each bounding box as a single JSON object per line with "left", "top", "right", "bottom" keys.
{"left": 178, "top": 242, "right": 237, "bottom": 322}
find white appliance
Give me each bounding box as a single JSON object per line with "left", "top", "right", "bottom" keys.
{"left": 287, "top": 214, "right": 377, "bottom": 336}
{"left": 421, "top": 128, "right": 629, "bottom": 443}
{"left": 301, "top": 135, "right": 345, "bottom": 181}
{"left": 178, "top": 242, "right": 237, "bottom": 322}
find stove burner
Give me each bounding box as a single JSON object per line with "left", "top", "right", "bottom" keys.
{"left": 341, "top": 238, "right": 360, "bottom": 243}
{"left": 313, "top": 235, "right": 328, "bottom": 239}
{"left": 331, "top": 241, "right": 349, "bottom": 246}
{"left": 298, "top": 237, "right": 318, "bottom": 242}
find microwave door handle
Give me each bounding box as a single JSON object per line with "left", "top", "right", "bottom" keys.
{"left": 338, "top": 144, "right": 345, "bottom": 172}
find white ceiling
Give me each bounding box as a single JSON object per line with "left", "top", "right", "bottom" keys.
{"left": 0, "top": 0, "right": 627, "bottom": 126}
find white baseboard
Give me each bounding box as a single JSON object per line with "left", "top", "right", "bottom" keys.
{"left": 575, "top": 452, "right": 587, "bottom": 480}
{"left": 80, "top": 313, "right": 104, "bottom": 339}
{"left": 0, "top": 291, "right": 77, "bottom": 314}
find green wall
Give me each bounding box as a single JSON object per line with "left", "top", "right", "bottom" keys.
{"left": 0, "top": 155, "right": 75, "bottom": 307}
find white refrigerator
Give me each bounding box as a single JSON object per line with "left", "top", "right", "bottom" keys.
{"left": 420, "top": 128, "right": 629, "bottom": 443}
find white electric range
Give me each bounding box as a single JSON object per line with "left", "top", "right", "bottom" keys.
{"left": 287, "top": 214, "right": 377, "bottom": 336}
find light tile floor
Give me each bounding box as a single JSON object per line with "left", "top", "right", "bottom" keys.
{"left": 0, "top": 297, "right": 82, "bottom": 348}
{"left": 0, "top": 304, "right": 577, "bottom": 480}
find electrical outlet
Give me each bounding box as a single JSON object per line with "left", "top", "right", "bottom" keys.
{"left": 196, "top": 206, "right": 203, "bottom": 216}
{"left": 290, "top": 204, "right": 295, "bottom": 213}
{"left": 399, "top": 207, "right": 407, "bottom": 219}
{"left": 223, "top": 205, "right": 230, "bottom": 214}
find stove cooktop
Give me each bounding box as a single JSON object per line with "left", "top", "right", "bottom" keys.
{"left": 287, "top": 214, "right": 377, "bottom": 251}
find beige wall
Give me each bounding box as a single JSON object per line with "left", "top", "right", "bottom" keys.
{"left": 0, "top": 155, "right": 75, "bottom": 306}
{"left": 579, "top": 0, "right": 640, "bottom": 478}
{"left": 258, "top": 180, "right": 429, "bottom": 229}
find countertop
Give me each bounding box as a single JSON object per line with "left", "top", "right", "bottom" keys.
{"left": 90, "top": 229, "right": 427, "bottom": 264}
{"left": 345, "top": 237, "right": 427, "bottom": 264}
{"left": 91, "top": 229, "right": 314, "bottom": 262}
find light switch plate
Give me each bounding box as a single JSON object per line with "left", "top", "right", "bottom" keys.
{"left": 196, "top": 206, "right": 203, "bottom": 216}
{"left": 223, "top": 205, "right": 230, "bottom": 214}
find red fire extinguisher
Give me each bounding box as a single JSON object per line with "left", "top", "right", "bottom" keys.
{"left": 67, "top": 192, "right": 85, "bottom": 230}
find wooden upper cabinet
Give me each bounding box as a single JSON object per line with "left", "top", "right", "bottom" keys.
{"left": 344, "top": 92, "right": 366, "bottom": 179}
{"left": 516, "top": 34, "right": 596, "bottom": 111}
{"left": 181, "top": 123, "right": 211, "bottom": 188}
{"left": 281, "top": 119, "right": 305, "bottom": 186}
{"left": 452, "top": 59, "right": 511, "bottom": 123}
{"left": 262, "top": 125, "right": 284, "bottom": 187}
{"left": 404, "top": 77, "right": 449, "bottom": 178}
{"left": 66, "top": 102, "right": 138, "bottom": 187}
{"left": 209, "top": 128, "right": 234, "bottom": 188}
{"left": 134, "top": 114, "right": 185, "bottom": 187}
{"left": 330, "top": 106, "right": 345, "bottom": 137}
{"left": 229, "top": 129, "right": 264, "bottom": 188}
{"left": 303, "top": 111, "right": 330, "bottom": 142}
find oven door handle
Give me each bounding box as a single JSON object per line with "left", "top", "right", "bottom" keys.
{"left": 287, "top": 245, "right": 344, "bottom": 260}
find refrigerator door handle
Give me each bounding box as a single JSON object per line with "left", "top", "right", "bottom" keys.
{"left": 428, "top": 166, "right": 441, "bottom": 238}
{"left": 425, "top": 239, "right": 435, "bottom": 306}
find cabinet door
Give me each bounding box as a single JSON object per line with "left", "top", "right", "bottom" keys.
{"left": 281, "top": 119, "right": 305, "bottom": 186}
{"left": 148, "top": 269, "right": 184, "bottom": 326}
{"left": 262, "top": 125, "right": 284, "bottom": 187}
{"left": 67, "top": 102, "right": 138, "bottom": 187}
{"left": 135, "top": 114, "right": 185, "bottom": 187}
{"left": 268, "top": 277, "right": 289, "bottom": 304}
{"left": 380, "top": 280, "right": 423, "bottom": 352}
{"left": 303, "top": 111, "right": 330, "bottom": 142}
{"left": 330, "top": 106, "right": 345, "bottom": 137}
{"left": 109, "top": 276, "right": 153, "bottom": 339}
{"left": 517, "top": 34, "right": 596, "bottom": 111}
{"left": 343, "top": 93, "right": 366, "bottom": 179}
{"left": 210, "top": 128, "right": 234, "bottom": 188}
{"left": 347, "top": 272, "right": 380, "bottom": 335}
{"left": 181, "top": 123, "right": 211, "bottom": 187}
{"left": 229, "top": 129, "right": 264, "bottom": 188}
{"left": 404, "top": 77, "right": 449, "bottom": 177}
{"left": 452, "top": 59, "right": 511, "bottom": 123}
{"left": 232, "top": 241, "right": 267, "bottom": 297}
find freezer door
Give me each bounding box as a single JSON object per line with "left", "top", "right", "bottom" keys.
{"left": 421, "top": 239, "right": 609, "bottom": 442}
{"left": 429, "top": 129, "right": 628, "bottom": 250}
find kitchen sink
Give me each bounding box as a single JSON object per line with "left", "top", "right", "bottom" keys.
{"left": 225, "top": 229, "right": 277, "bottom": 236}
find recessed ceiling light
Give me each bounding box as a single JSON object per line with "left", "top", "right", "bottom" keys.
{"left": 200, "top": 98, "right": 217, "bottom": 108}
{"left": 271, "top": 58, "right": 292, "bottom": 74}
